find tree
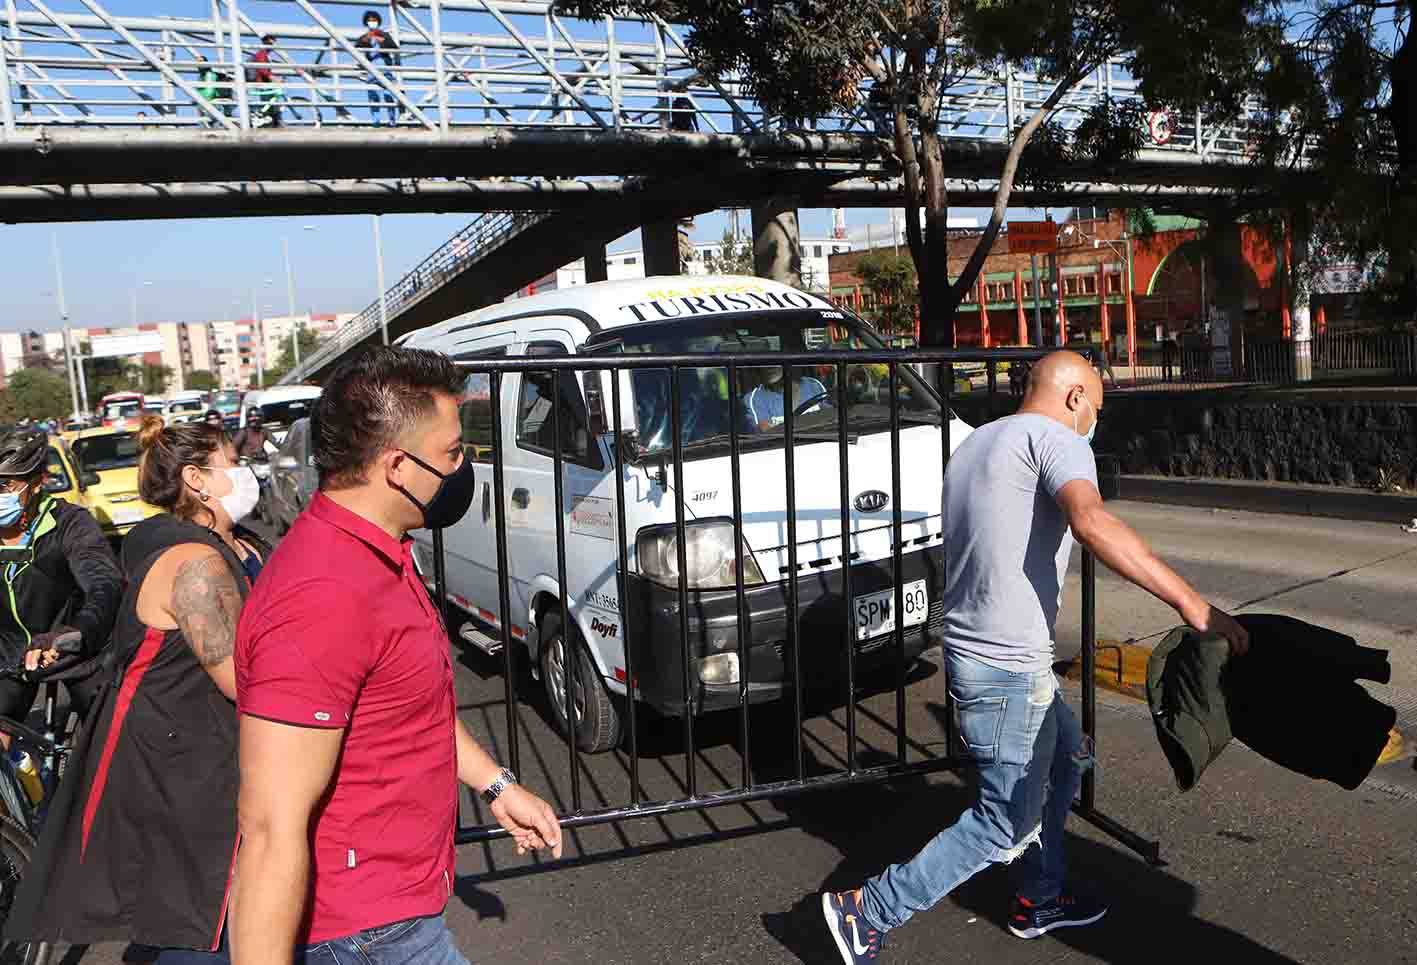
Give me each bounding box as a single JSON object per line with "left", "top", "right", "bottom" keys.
{"left": 136, "top": 363, "right": 174, "bottom": 396}
{"left": 556, "top": 1, "right": 1271, "bottom": 345}
{"left": 186, "top": 369, "right": 220, "bottom": 392}
{"left": 856, "top": 250, "right": 920, "bottom": 336}
{"left": 263, "top": 324, "right": 327, "bottom": 385}
{"left": 2, "top": 368, "right": 72, "bottom": 422}
{"left": 701, "top": 228, "right": 754, "bottom": 275}
{"left": 1242, "top": 2, "right": 1417, "bottom": 318}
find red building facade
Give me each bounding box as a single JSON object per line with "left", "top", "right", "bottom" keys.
{"left": 829, "top": 210, "right": 1305, "bottom": 364}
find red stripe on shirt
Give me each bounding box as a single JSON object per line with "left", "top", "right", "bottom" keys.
{"left": 210, "top": 831, "right": 240, "bottom": 950}
{"left": 81, "top": 626, "right": 164, "bottom": 859}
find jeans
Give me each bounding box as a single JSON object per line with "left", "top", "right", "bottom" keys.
{"left": 860, "top": 651, "right": 1087, "bottom": 932}
{"left": 153, "top": 945, "right": 228, "bottom": 965}
{"left": 367, "top": 87, "right": 397, "bottom": 125}
{"left": 153, "top": 928, "right": 228, "bottom": 965}
{"left": 304, "top": 915, "right": 469, "bottom": 965}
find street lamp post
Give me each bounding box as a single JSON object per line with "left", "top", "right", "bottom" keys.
{"left": 281, "top": 225, "right": 316, "bottom": 369}
{"left": 49, "top": 232, "right": 84, "bottom": 421}
{"left": 373, "top": 215, "right": 389, "bottom": 345}
{"left": 130, "top": 279, "right": 153, "bottom": 326}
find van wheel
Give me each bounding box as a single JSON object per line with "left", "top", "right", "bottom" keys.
{"left": 539, "top": 612, "right": 621, "bottom": 754}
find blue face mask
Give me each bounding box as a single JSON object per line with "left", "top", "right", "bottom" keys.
{"left": 0, "top": 492, "right": 25, "bottom": 528}
{"left": 1074, "top": 396, "right": 1098, "bottom": 446}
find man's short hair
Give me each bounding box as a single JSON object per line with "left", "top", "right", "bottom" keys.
{"left": 313, "top": 346, "right": 464, "bottom": 491}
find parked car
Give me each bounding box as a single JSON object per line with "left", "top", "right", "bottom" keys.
{"left": 399, "top": 274, "right": 974, "bottom": 753}
{"left": 65, "top": 426, "right": 164, "bottom": 540}
{"left": 266, "top": 417, "right": 317, "bottom": 535}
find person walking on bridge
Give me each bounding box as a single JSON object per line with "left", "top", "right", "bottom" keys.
{"left": 820, "top": 350, "right": 1250, "bottom": 963}
{"left": 356, "top": 10, "right": 401, "bottom": 126}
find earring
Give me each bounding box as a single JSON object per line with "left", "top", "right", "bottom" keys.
{"left": 199, "top": 489, "right": 210, "bottom": 502}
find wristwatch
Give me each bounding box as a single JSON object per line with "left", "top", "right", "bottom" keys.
{"left": 480, "top": 767, "right": 517, "bottom": 805}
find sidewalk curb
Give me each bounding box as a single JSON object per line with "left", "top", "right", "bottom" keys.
{"left": 1117, "top": 474, "right": 1417, "bottom": 524}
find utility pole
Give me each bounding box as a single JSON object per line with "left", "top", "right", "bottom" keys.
{"left": 251, "top": 286, "right": 265, "bottom": 388}
{"left": 373, "top": 215, "right": 389, "bottom": 345}
{"left": 282, "top": 235, "right": 300, "bottom": 367}
{"left": 50, "top": 232, "right": 83, "bottom": 420}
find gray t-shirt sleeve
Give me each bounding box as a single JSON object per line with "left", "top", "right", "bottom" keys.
{"left": 1034, "top": 425, "right": 1099, "bottom": 500}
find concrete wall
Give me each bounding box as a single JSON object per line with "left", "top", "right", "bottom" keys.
{"left": 1101, "top": 395, "right": 1417, "bottom": 489}
{"left": 955, "top": 390, "right": 1417, "bottom": 490}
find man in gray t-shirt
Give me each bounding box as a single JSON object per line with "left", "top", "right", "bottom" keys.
{"left": 821, "top": 352, "right": 1249, "bottom": 963}
{"left": 941, "top": 412, "right": 1098, "bottom": 672}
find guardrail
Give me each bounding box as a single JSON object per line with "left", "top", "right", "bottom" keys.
{"left": 281, "top": 208, "right": 546, "bottom": 383}
{"left": 1122, "top": 327, "right": 1417, "bottom": 389}
{"left": 429, "top": 345, "right": 1160, "bottom": 865}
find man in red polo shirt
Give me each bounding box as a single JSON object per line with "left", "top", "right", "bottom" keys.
{"left": 230, "top": 347, "right": 561, "bottom": 964}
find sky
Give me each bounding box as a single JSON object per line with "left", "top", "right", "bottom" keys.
{"left": 2, "top": 205, "right": 1016, "bottom": 333}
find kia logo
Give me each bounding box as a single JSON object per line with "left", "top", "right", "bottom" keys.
{"left": 854, "top": 490, "right": 889, "bottom": 513}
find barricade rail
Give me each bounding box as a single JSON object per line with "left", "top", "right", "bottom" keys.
{"left": 433, "top": 346, "right": 1160, "bottom": 864}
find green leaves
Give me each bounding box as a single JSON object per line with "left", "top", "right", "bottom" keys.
{"left": 2, "top": 368, "right": 72, "bottom": 422}
{"left": 856, "top": 249, "right": 920, "bottom": 335}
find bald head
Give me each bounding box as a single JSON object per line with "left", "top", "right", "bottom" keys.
{"left": 1019, "top": 350, "right": 1103, "bottom": 437}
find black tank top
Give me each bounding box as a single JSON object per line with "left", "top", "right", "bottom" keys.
{"left": 7, "top": 514, "right": 253, "bottom": 950}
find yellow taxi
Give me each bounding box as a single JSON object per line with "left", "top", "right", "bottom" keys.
{"left": 57, "top": 426, "right": 162, "bottom": 540}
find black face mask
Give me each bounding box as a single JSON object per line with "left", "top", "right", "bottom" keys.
{"left": 395, "top": 449, "right": 476, "bottom": 530}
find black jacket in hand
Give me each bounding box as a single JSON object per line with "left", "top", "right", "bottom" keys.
{"left": 1146, "top": 613, "right": 1395, "bottom": 792}
{"left": 0, "top": 496, "right": 123, "bottom": 664}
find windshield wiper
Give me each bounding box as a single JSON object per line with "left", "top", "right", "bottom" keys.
{"left": 793, "top": 430, "right": 859, "bottom": 443}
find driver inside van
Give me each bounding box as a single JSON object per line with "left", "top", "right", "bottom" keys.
{"left": 742, "top": 366, "right": 831, "bottom": 432}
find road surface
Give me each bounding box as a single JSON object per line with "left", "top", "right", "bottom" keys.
{"left": 32, "top": 501, "right": 1417, "bottom": 964}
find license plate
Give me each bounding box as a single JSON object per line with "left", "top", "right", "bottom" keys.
{"left": 855, "top": 580, "right": 928, "bottom": 641}
{"left": 110, "top": 507, "right": 145, "bottom": 525}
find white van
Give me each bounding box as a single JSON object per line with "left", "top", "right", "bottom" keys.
{"left": 401, "top": 275, "right": 973, "bottom": 752}
{"left": 242, "top": 384, "right": 322, "bottom": 445}
{"left": 164, "top": 391, "right": 209, "bottom": 425}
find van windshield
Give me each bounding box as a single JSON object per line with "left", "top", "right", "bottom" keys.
{"left": 259, "top": 398, "right": 317, "bottom": 426}
{"left": 586, "top": 309, "right": 941, "bottom": 456}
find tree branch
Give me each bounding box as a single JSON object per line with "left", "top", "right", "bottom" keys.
{"left": 949, "top": 62, "right": 1097, "bottom": 302}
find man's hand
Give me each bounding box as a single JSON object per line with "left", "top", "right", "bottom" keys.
{"left": 489, "top": 785, "right": 563, "bottom": 859}
{"left": 25, "top": 628, "right": 83, "bottom": 671}
{"left": 1179, "top": 597, "right": 1250, "bottom": 657}
{"left": 24, "top": 647, "right": 57, "bottom": 672}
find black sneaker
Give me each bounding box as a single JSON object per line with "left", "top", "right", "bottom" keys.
{"left": 1008, "top": 891, "right": 1108, "bottom": 939}
{"left": 821, "top": 889, "right": 885, "bottom": 962}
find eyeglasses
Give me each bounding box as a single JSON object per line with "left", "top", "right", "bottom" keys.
{"left": 0, "top": 478, "right": 31, "bottom": 494}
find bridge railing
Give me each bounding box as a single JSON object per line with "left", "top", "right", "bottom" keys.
{"left": 283, "top": 207, "right": 546, "bottom": 383}
{"left": 1, "top": 1, "right": 1260, "bottom": 158}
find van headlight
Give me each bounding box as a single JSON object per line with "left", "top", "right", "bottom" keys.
{"left": 635, "top": 520, "right": 766, "bottom": 589}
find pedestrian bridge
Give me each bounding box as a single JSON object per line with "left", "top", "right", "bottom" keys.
{"left": 2, "top": 0, "right": 1264, "bottom": 195}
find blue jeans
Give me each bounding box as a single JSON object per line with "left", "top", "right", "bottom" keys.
{"left": 860, "top": 652, "right": 1087, "bottom": 932}
{"left": 367, "top": 86, "right": 397, "bottom": 124}
{"left": 303, "top": 915, "right": 469, "bottom": 965}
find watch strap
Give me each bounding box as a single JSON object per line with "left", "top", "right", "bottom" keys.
{"left": 480, "top": 767, "right": 517, "bottom": 805}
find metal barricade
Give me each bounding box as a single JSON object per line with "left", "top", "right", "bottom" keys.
{"left": 430, "top": 347, "right": 1158, "bottom": 864}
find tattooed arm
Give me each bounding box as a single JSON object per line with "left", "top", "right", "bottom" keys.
{"left": 135, "top": 544, "right": 243, "bottom": 700}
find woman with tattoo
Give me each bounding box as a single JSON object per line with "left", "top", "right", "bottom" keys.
{"left": 9, "top": 416, "right": 267, "bottom": 962}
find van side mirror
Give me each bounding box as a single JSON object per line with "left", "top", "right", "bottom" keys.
{"left": 79, "top": 471, "right": 100, "bottom": 489}
{"left": 584, "top": 372, "right": 609, "bottom": 436}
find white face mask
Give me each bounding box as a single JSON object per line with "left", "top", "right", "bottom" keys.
{"left": 212, "top": 466, "right": 260, "bottom": 525}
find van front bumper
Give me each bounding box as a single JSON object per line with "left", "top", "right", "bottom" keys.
{"left": 622, "top": 547, "right": 943, "bottom": 717}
